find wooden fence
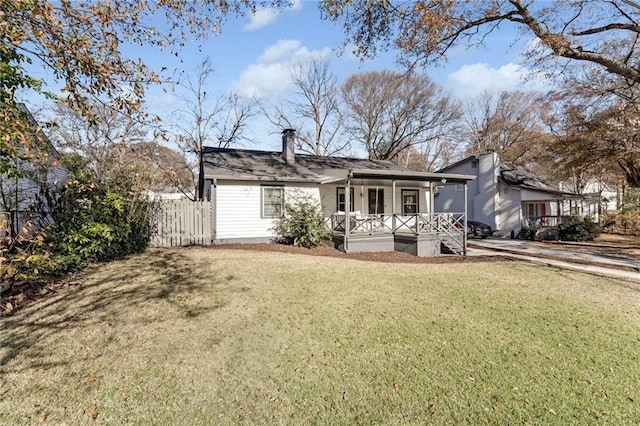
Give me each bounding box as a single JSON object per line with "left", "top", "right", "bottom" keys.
{"left": 148, "top": 200, "right": 213, "bottom": 247}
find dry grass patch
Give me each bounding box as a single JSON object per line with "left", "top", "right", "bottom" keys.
{"left": 1, "top": 248, "right": 640, "bottom": 424}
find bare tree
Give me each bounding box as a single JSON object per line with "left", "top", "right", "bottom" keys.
{"left": 172, "top": 57, "right": 259, "bottom": 199}
{"left": 265, "top": 57, "right": 346, "bottom": 156}
{"left": 341, "top": 70, "right": 461, "bottom": 168}
{"left": 49, "top": 103, "right": 191, "bottom": 192}
{"left": 463, "top": 90, "right": 548, "bottom": 163}
{"left": 50, "top": 103, "right": 148, "bottom": 184}
{"left": 321, "top": 0, "right": 640, "bottom": 86}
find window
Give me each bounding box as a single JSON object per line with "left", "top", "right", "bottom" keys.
{"left": 402, "top": 190, "right": 418, "bottom": 215}
{"left": 454, "top": 184, "right": 464, "bottom": 192}
{"left": 336, "top": 187, "right": 355, "bottom": 212}
{"left": 523, "top": 202, "right": 540, "bottom": 218}
{"left": 368, "top": 188, "right": 384, "bottom": 214}
{"left": 262, "top": 186, "right": 284, "bottom": 218}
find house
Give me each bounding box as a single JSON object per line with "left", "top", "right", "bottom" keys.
{"left": 199, "top": 129, "right": 475, "bottom": 256}
{"left": 559, "top": 177, "right": 619, "bottom": 217}
{"left": 145, "top": 186, "right": 195, "bottom": 201}
{"left": 435, "top": 152, "right": 584, "bottom": 237}
{"left": 0, "top": 104, "right": 67, "bottom": 241}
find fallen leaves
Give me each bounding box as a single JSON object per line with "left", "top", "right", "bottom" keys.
{"left": 90, "top": 406, "right": 99, "bottom": 421}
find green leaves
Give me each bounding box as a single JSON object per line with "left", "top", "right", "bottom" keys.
{"left": 272, "top": 196, "right": 330, "bottom": 248}
{"left": 559, "top": 217, "right": 602, "bottom": 242}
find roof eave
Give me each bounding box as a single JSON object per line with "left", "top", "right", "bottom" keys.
{"left": 349, "top": 168, "right": 476, "bottom": 183}
{"left": 203, "top": 174, "right": 324, "bottom": 184}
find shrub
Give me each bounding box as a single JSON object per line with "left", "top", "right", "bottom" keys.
{"left": 272, "top": 197, "right": 330, "bottom": 248}
{"left": 51, "top": 180, "right": 150, "bottom": 271}
{"left": 1, "top": 173, "right": 151, "bottom": 289}
{"left": 559, "top": 216, "right": 602, "bottom": 242}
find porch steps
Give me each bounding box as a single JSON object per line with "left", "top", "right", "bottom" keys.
{"left": 439, "top": 234, "right": 464, "bottom": 255}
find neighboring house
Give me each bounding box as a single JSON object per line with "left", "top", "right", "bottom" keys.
{"left": 559, "top": 177, "right": 619, "bottom": 216}
{"left": 145, "top": 187, "right": 195, "bottom": 201}
{"left": 199, "top": 129, "right": 475, "bottom": 256}
{"left": 0, "top": 104, "right": 67, "bottom": 240}
{"left": 435, "top": 152, "right": 584, "bottom": 237}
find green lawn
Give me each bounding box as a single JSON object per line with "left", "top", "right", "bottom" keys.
{"left": 1, "top": 248, "right": 639, "bottom": 425}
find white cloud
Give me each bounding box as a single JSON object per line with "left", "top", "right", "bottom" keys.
{"left": 233, "top": 40, "right": 332, "bottom": 99}
{"left": 258, "top": 39, "right": 304, "bottom": 63}
{"left": 244, "top": 8, "right": 279, "bottom": 31}
{"left": 447, "top": 62, "right": 548, "bottom": 98}
{"left": 244, "top": 0, "right": 303, "bottom": 31}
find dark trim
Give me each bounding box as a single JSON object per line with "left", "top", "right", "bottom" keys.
{"left": 260, "top": 184, "right": 285, "bottom": 219}
{"left": 401, "top": 189, "right": 419, "bottom": 215}
{"left": 368, "top": 188, "right": 384, "bottom": 214}
{"left": 336, "top": 186, "right": 355, "bottom": 212}
{"left": 214, "top": 237, "right": 274, "bottom": 244}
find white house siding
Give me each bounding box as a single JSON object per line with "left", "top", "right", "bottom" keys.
{"left": 319, "top": 184, "right": 432, "bottom": 216}
{"left": 498, "top": 185, "right": 521, "bottom": 235}
{"left": 473, "top": 153, "right": 500, "bottom": 229}
{"left": 214, "top": 182, "right": 321, "bottom": 241}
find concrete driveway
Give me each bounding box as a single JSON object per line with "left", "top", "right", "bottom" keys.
{"left": 467, "top": 237, "right": 640, "bottom": 281}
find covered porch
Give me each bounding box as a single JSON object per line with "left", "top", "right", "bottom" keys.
{"left": 517, "top": 195, "right": 588, "bottom": 239}
{"left": 322, "top": 169, "right": 474, "bottom": 256}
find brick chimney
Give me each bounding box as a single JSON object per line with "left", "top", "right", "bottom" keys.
{"left": 282, "top": 128, "right": 296, "bottom": 165}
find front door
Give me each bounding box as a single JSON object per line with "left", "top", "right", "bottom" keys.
{"left": 368, "top": 188, "right": 384, "bottom": 215}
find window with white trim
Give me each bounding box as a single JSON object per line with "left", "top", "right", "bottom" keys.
{"left": 262, "top": 186, "right": 284, "bottom": 218}
{"left": 402, "top": 189, "right": 418, "bottom": 215}
{"left": 336, "top": 187, "right": 355, "bottom": 212}
{"left": 523, "top": 202, "right": 540, "bottom": 218}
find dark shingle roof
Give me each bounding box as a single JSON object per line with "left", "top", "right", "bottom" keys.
{"left": 201, "top": 147, "right": 406, "bottom": 182}
{"left": 499, "top": 162, "right": 565, "bottom": 195}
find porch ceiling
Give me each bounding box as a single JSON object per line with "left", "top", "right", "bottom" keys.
{"left": 521, "top": 188, "right": 585, "bottom": 202}
{"left": 342, "top": 169, "right": 476, "bottom": 187}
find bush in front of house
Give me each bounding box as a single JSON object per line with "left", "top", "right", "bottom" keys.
{"left": 272, "top": 197, "right": 331, "bottom": 248}
{"left": 51, "top": 180, "right": 150, "bottom": 271}
{"left": 559, "top": 216, "right": 602, "bottom": 241}
{"left": 0, "top": 157, "right": 151, "bottom": 289}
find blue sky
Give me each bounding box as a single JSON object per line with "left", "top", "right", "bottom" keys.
{"left": 139, "top": 1, "right": 549, "bottom": 152}
{"left": 28, "top": 1, "right": 549, "bottom": 153}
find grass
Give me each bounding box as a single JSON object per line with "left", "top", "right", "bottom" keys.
{"left": 1, "top": 247, "right": 640, "bottom": 425}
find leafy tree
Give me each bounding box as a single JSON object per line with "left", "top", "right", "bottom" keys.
{"left": 341, "top": 70, "right": 460, "bottom": 167}
{"left": 2, "top": 1, "right": 286, "bottom": 118}
{"left": 546, "top": 96, "right": 640, "bottom": 187}
{"left": 320, "top": 0, "right": 640, "bottom": 85}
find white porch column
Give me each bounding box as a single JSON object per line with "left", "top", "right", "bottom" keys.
{"left": 463, "top": 182, "right": 468, "bottom": 256}
{"left": 392, "top": 180, "right": 396, "bottom": 233}
{"left": 429, "top": 181, "right": 434, "bottom": 214}
{"left": 344, "top": 178, "right": 351, "bottom": 252}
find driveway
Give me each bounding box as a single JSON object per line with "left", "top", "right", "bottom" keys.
{"left": 468, "top": 237, "right": 640, "bottom": 281}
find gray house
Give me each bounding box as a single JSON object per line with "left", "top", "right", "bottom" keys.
{"left": 1, "top": 104, "right": 67, "bottom": 241}
{"left": 200, "top": 130, "right": 475, "bottom": 256}
{"left": 435, "top": 152, "right": 583, "bottom": 237}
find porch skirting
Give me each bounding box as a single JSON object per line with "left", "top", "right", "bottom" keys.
{"left": 330, "top": 233, "right": 442, "bottom": 257}
{"left": 330, "top": 233, "right": 395, "bottom": 254}
{"left": 394, "top": 233, "right": 440, "bottom": 257}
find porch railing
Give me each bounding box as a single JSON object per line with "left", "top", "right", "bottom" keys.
{"left": 521, "top": 215, "right": 584, "bottom": 230}
{"left": 326, "top": 212, "right": 466, "bottom": 254}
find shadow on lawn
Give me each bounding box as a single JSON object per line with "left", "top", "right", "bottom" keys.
{"left": 0, "top": 248, "right": 231, "bottom": 370}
